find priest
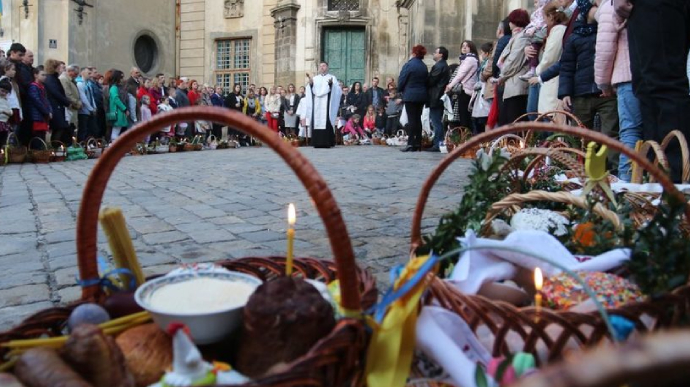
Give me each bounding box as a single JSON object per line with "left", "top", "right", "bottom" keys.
{"left": 301, "top": 62, "right": 342, "bottom": 148}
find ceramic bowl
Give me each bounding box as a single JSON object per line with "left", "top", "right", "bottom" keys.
{"left": 135, "top": 271, "right": 262, "bottom": 344}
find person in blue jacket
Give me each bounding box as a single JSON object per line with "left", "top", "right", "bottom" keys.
{"left": 397, "top": 44, "right": 429, "bottom": 152}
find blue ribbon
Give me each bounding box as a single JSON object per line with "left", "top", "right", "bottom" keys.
{"left": 370, "top": 253, "right": 440, "bottom": 323}
{"left": 77, "top": 268, "right": 138, "bottom": 292}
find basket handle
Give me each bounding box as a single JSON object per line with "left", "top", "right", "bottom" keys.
{"left": 630, "top": 140, "right": 669, "bottom": 184}
{"left": 76, "top": 106, "right": 361, "bottom": 311}
{"left": 660, "top": 130, "right": 690, "bottom": 183}
{"left": 410, "top": 122, "right": 690, "bottom": 252}
{"left": 29, "top": 136, "right": 49, "bottom": 150}
{"left": 483, "top": 190, "right": 622, "bottom": 231}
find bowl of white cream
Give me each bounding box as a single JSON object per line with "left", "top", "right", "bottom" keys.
{"left": 135, "top": 271, "right": 262, "bottom": 344}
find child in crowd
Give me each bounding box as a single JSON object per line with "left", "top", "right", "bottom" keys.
{"left": 140, "top": 94, "right": 153, "bottom": 142}
{"left": 385, "top": 87, "right": 403, "bottom": 136}
{"left": 27, "top": 67, "right": 52, "bottom": 146}
{"left": 375, "top": 106, "right": 387, "bottom": 134}
{"left": 342, "top": 114, "right": 367, "bottom": 139}
{"left": 519, "top": 0, "right": 550, "bottom": 80}
{"left": 0, "top": 80, "right": 13, "bottom": 147}
{"left": 157, "top": 96, "right": 174, "bottom": 138}
{"left": 363, "top": 105, "right": 376, "bottom": 136}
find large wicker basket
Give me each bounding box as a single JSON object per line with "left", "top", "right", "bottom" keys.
{"left": 410, "top": 122, "right": 690, "bottom": 365}
{"left": 0, "top": 107, "right": 377, "bottom": 386}
{"left": 508, "top": 329, "right": 690, "bottom": 387}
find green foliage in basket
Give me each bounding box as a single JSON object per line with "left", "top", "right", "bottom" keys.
{"left": 626, "top": 194, "right": 690, "bottom": 297}
{"left": 418, "top": 151, "right": 510, "bottom": 273}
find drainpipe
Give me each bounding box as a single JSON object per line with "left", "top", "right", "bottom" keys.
{"left": 175, "top": 0, "right": 181, "bottom": 77}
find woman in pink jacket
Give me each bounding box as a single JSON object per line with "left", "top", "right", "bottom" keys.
{"left": 445, "top": 40, "right": 479, "bottom": 129}
{"left": 595, "top": 0, "right": 642, "bottom": 182}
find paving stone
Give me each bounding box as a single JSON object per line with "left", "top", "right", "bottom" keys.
{"left": 0, "top": 284, "right": 51, "bottom": 308}
{"left": 0, "top": 146, "right": 472, "bottom": 332}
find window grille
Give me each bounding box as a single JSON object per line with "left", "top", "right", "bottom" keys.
{"left": 328, "top": 0, "right": 359, "bottom": 11}
{"left": 215, "top": 38, "right": 251, "bottom": 92}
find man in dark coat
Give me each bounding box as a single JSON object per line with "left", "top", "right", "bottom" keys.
{"left": 364, "top": 76, "right": 386, "bottom": 111}
{"left": 8, "top": 43, "right": 33, "bottom": 146}
{"left": 126, "top": 67, "right": 141, "bottom": 97}
{"left": 398, "top": 45, "right": 431, "bottom": 152}
{"left": 426, "top": 46, "right": 450, "bottom": 152}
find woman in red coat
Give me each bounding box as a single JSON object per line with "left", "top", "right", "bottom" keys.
{"left": 187, "top": 79, "right": 200, "bottom": 106}
{"left": 137, "top": 78, "right": 157, "bottom": 115}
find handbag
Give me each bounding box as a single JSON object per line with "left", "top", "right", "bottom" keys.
{"left": 271, "top": 112, "right": 280, "bottom": 119}
{"left": 106, "top": 110, "right": 117, "bottom": 122}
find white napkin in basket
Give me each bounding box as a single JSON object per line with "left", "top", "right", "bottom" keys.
{"left": 450, "top": 230, "right": 630, "bottom": 294}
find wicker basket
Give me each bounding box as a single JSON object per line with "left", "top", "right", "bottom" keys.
{"left": 0, "top": 107, "right": 377, "bottom": 387}
{"left": 50, "top": 141, "right": 67, "bottom": 162}
{"left": 29, "top": 137, "right": 52, "bottom": 164}
{"left": 410, "top": 122, "right": 690, "bottom": 365}
{"left": 508, "top": 330, "right": 690, "bottom": 387}
{"left": 7, "top": 133, "right": 26, "bottom": 164}
{"left": 631, "top": 130, "right": 690, "bottom": 184}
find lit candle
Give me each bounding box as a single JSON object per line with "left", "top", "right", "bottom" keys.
{"left": 286, "top": 203, "right": 296, "bottom": 276}
{"left": 534, "top": 267, "right": 543, "bottom": 322}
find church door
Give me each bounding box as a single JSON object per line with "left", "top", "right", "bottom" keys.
{"left": 323, "top": 28, "right": 366, "bottom": 87}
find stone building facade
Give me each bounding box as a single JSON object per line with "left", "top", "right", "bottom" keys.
{"left": 180, "top": 0, "right": 533, "bottom": 92}
{"left": 0, "top": 0, "right": 176, "bottom": 77}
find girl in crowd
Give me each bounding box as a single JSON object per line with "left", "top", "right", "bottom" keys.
{"left": 138, "top": 78, "right": 156, "bottom": 115}
{"left": 446, "top": 40, "right": 479, "bottom": 130}
{"left": 244, "top": 88, "right": 262, "bottom": 121}
{"left": 363, "top": 104, "right": 376, "bottom": 135}
{"left": 282, "top": 83, "right": 300, "bottom": 136}
{"left": 107, "top": 69, "right": 129, "bottom": 141}
{"left": 139, "top": 94, "right": 153, "bottom": 141}
{"left": 0, "top": 80, "right": 15, "bottom": 146}
{"left": 471, "top": 42, "right": 494, "bottom": 134}
{"left": 0, "top": 61, "right": 21, "bottom": 126}
{"left": 187, "top": 80, "right": 200, "bottom": 106}
{"left": 157, "top": 94, "right": 174, "bottom": 138}
{"left": 27, "top": 67, "right": 52, "bottom": 147}
{"left": 264, "top": 86, "right": 281, "bottom": 133}
{"left": 342, "top": 114, "right": 366, "bottom": 139}
{"left": 258, "top": 86, "right": 268, "bottom": 125}
{"left": 346, "top": 81, "right": 367, "bottom": 119}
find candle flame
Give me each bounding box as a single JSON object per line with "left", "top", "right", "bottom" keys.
{"left": 519, "top": 140, "right": 526, "bottom": 149}
{"left": 288, "top": 203, "right": 296, "bottom": 226}
{"left": 534, "top": 267, "right": 543, "bottom": 291}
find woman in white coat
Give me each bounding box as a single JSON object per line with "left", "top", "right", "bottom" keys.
{"left": 528, "top": 1, "right": 570, "bottom": 114}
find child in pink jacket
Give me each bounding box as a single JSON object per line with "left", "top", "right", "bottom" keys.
{"left": 341, "top": 114, "right": 367, "bottom": 139}
{"left": 595, "top": 0, "right": 642, "bottom": 182}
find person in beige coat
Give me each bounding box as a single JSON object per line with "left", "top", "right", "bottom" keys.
{"left": 59, "top": 64, "right": 82, "bottom": 130}
{"left": 528, "top": 1, "right": 569, "bottom": 114}
{"left": 495, "top": 9, "right": 531, "bottom": 125}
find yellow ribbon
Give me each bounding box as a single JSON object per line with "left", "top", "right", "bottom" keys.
{"left": 582, "top": 142, "right": 617, "bottom": 205}
{"left": 365, "top": 255, "right": 434, "bottom": 387}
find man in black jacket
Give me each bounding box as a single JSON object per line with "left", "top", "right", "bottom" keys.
{"left": 426, "top": 46, "right": 450, "bottom": 152}
{"left": 364, "top": 76, "right": 385, "bottom": 111}
{"left": 8, "top": 43, "right": 33, "bottom": 146}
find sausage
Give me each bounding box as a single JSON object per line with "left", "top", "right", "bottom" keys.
{"left": 14, "top": 348, "right": 93, "bottom": 387}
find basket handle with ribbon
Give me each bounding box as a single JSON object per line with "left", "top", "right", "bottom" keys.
{"left": 76, "top": 106, "right": 362, "bottom": 312}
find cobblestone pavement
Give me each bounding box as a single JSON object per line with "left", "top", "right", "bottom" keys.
{"left": 0, "top": 145, "right": 471, "bottom": 330}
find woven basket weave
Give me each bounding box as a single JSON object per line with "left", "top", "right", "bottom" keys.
{"left": 411, "top": 122, "right": 690, "bottom": 365}
{"left": 0, "top": 107, "right": 377, "bottom": 386}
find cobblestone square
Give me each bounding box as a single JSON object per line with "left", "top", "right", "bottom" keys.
{"left": 0, "top": 146, "right": 471, "bottom": 330}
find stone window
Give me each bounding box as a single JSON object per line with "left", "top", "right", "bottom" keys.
{"left": 215, "top": 38, "right": 251, "bottom": 92}
{"left": 134, "top": 34, "right": 159, "bottom": 73}
{"left": 328, "top": 0, "right": 359, "bottom": 11}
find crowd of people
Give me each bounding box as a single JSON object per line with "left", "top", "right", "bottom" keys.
{"left": 396, "top": 0, "right": 690, "bottom": 184}
{"left": 2, "top": 0, "right": 688, "bottom": 182}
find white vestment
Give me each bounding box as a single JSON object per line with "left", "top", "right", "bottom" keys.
{"left": 304, "top": 73, "right": 342, "bottom": 130}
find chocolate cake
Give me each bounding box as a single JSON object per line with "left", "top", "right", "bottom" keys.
{"left": 235, "top": 277, "right": 336, "bottom": 378}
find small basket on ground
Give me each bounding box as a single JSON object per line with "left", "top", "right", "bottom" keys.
{"left": 410, "top": 122, "right": 690, "bottom": 365}
{"left": 29, "top": 137, "right": 53, "bottom": 164}
{"left": 0, "top": 107, "right": 378, "bottom": 387}
{"left": 50, "top": 141, "right": 67, "bottom": 162}
{"left": 7, "top": 132, "right": 26, "bottom": 164}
